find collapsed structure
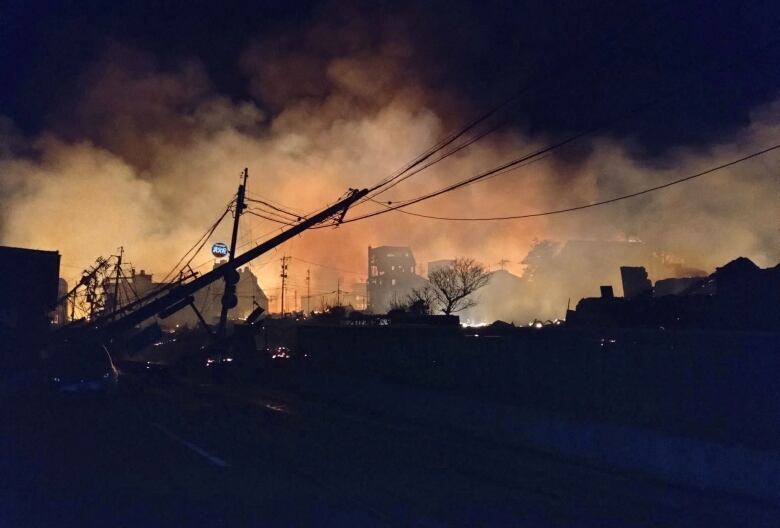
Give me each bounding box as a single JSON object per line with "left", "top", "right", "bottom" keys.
{"left": 567, "top": 257, "right": 780, "bottom": 331}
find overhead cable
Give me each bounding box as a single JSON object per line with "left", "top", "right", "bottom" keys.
{"left": 366, "top": 143, "right": 780, "bottom": 221}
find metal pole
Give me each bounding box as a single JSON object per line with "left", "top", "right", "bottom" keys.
{"left": 103, "top": 188, "right": 367, "bottom": 334}
{"left": 219, "top": 168, "right": 248, "bottom": 337}
{"left": 112, "top": 247, "right": 123, "bottom": 319}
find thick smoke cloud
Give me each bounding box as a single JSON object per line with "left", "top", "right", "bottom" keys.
{"left": 0, "top": 8, "right": 777, "bottom": 320}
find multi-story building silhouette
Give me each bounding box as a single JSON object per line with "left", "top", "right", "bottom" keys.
{"left": 367, "top": 246, "right": 427, "bottom": 313}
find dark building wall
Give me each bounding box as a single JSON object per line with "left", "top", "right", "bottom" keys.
{"left": 620, "top": 266, "right": 652, "bottom": 299}
{"left": 0, "top": 245, "right": 60, "bottom": 332}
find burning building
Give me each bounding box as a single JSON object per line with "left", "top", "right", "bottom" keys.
{"left": 367, "top": 245, "right": 427, "bottom": 313}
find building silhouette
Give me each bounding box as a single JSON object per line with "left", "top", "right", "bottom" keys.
{"left": 367, "top": 246, "right": 427, "bottom": 313}
{"left": 0, "top": 245, "right": 60, "bottom": 335}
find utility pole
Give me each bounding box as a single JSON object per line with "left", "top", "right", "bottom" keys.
{"left": 498, "top": 258, "right": 509, "bottom": 271}
{"left": 103, "top": 188, "right": 368, "bottom": 335}
{"left": 280, "top": 255, "right": 290, "bottom": 316}
{"left": 336, "top": 278, "right": 341, "bottom": 306}
{"left": 218, "top": 168, "right": 248, "bottom": 337}
{"left": 112, "top": 247, "right": 123, "bottom": 318}
{"left": 306, "top": 269, "right": 310, "bottom": 313}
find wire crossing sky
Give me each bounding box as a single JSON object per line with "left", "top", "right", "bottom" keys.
{"left": 1, "top": 0, "right": 778, "bottom": 300}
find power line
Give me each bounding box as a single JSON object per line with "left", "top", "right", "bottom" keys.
{"left": 358, "top": 0, "right": 690, "bottom": 204}
{"left": 233, "top": 224, "right": 288, "bottom": 253}
{"left": 185, "top": 4, "right": 776, "bottom": 252}
{"left": 245, "top": 209, "right": 297, "bottom": 226}
{"left": 245, "top": 196, "right": 305, "bottom": 220}
{"left": 246, "top": 205, "right": 297, "bottom": 220}
{"left": 366, "top": 143, "right": 780, "bottom": 221}
{"left": 364, "top": 109, "right": 520, "bottom": 202}
{"left": 244, "top": 191, "right": 308, "bottom": 215}
{"left": 289, "top": 256, "right": 364, "bottom": 276}
{"left": 334, "top": 35, "right": 780, "bottom": 226}
{"left": 364, "top": 95, "right": 522, "bottom": 198}
{"left": 335, "top": 125, "right": 611, "bottom": 225}
{"left": 344, "top": 8, "right": 779, "bottom": 224}
{"left": 158, "top": 198, "right": 235, "bottom": 284}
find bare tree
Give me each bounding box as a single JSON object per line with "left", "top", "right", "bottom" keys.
{"left": 426, "top": 258, "right": 490, "bottom": 315}
{"left": 406, "top": 285, "right": 439, "bottom": 315}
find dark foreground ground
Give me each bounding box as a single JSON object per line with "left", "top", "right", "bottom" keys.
{"left": 2, "top": 369, "right": 779, "bottom": 528}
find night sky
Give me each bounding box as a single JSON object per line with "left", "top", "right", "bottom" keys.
{"left": 3, "top": 0, "right": 779, "bottom": 152}
{"left": 1, "top": 0, "right": 779, "bottom": 305}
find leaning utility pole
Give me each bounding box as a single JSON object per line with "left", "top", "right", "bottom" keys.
{"left": 279, "top": 255, "right": 290, "bottom": 316}
{"left": 100, "top": 188, "right": 367, "bottom": 336}
{"left": 218, "top": 168, "right": 248, "bottom": 337}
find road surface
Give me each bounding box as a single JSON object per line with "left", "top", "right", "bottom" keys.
{"left": 1, "top": 371, "right": 778, "bottom": 527}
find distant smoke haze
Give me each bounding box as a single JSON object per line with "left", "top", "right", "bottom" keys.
{"left": 1, "top": 9, "right": 778, "bottom": 318}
